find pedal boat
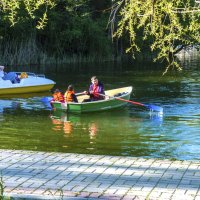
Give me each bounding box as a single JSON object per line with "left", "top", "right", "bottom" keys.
{"left": 0, "top": 72, "right": 55, "bottom": 95}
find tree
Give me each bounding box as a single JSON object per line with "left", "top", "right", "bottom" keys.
{"left": 0, "top": 0, "right": 113, "bottom": 64}
{"left": 110, "top": 0, "right": 200, "bottom": 72}
{"left": 0, "top": 0, "right": 55, "bottom": 29}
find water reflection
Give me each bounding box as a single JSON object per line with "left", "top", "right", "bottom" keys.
{"left": 49, "top": 108, "right": 165, "bottom": 154}
{"left": 50, "top": 112, "right": 74, "bottom": 135}
{"left": 0, "top": 99, "right": 20, "bottom": 114}
{"left": 49, "top": 110, "right": 101, "bottom": 138}
{"left": 89, "top": 122, "right": 98, "bottom": 139}
{"left": 0, "top": 92, "right": 52, "bottom": 114}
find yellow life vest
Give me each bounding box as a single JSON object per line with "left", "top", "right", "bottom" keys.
{"left": 64, "top": 91, "right": 75, "bottom": 102}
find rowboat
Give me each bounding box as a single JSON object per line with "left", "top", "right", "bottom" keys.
{"left": 0, "top": 72, "right": 55, "bottom": 95}
{"left": 52, "top": 86, "right": 133, "bottom": 113}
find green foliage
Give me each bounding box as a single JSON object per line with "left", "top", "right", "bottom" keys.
{"left": 38, "top": 1, "right": 112, "bottom": 58}
{"left": 112, "top": 0, "right": 200, "bottom": 71}
{"left": 1, "top": 0, "right": 200, "bottom": 67}
{"left": 0, "top": 0, "right": 113, "bottom": 64}
{"left": 0, "top": 0, "right": 55, "bottom": 28}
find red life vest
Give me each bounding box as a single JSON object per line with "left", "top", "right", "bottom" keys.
{"left": 92, "top": 85, "right": 100, "bottom": 98}
{"left": 53, "top": 92, "right": 64, "bottom": 102}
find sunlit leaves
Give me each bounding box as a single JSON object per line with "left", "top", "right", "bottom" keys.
{"left": 0, "top": 0, "right": 20, "bottom": 26}
{"left": 112, "top": 0, "right": 200, "bottom": 70}
{"left": 0, "top": 0, "right": 55, "bottom": 29}
{"left": 36, "top": 11, "right": 48, "bottom": 29}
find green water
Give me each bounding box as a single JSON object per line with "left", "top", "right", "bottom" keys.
{"left": 0, "top": 54, "right": 199, "bottom": 160}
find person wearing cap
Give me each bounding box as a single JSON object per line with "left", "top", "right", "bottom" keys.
{"left": 84, "top": 76, "right": 105, "bottom": 101}
{"left": 0, "top": 66, "right": 5, "bottom": 78}
{"left": 64, "top": 85, "right": 78, "bottom": 103}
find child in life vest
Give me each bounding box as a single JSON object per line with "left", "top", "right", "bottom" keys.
{"left": 52, "top": 89, "right": 65, "bottom": 103}
{"left": 64, "top": 85, "right": 78, "bottom": 103}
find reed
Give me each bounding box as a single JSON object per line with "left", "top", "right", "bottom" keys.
{"left": 0, "top": 37, "right": 115, "bottom": 66}
{"left": 0, "top": 175, "right": 6, "bottom": 200}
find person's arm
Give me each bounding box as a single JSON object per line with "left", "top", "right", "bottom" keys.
{"left": 72, "top": 94, "right": 78, "bottom": 102}
{"left": 97, "top": 83, "right": 104, "bottom": 94}
{"left": 88, "top": 84, "right": 93, "bottom": 93}
{"left": 64, "top": 92, "right": 67, "bottom": 102}
{"left": 84, "top": 84, "right": 92, "bottom": 95}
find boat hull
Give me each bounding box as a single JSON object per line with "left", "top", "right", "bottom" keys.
{"left": 0, "top": 84, "right": 54, "bottom": 95}
{"left": 52, "top": 86, "right": 132, "bottom": 113}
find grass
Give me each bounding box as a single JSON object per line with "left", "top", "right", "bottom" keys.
{"left": 0, "top": 175, "right": 8, "bottom": 200}
{"left": 0, "top": 175, "right": 4, "bottom": 200}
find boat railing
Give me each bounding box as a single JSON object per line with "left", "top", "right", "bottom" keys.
{"left": 36, "top": 74, "right": 46, "bottom": 78}
{"left": 15, "top": 72, "right": 45, "bottom": 78}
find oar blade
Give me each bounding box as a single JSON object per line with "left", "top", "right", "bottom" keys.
{"left": 41, "top": 97, "right": 53, "bottom": 110}
{"left": 41, "top": 97, "right": 52, "bottom": 103}
{"left": 145, "top": 104, "right": 163, "bottom": 113}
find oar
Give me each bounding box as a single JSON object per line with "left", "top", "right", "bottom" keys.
{"left": 76, "top": 92, "right": 85, "bottom": 96}
{"left": 99, "top": 93, "right": 163, "bottom": 113}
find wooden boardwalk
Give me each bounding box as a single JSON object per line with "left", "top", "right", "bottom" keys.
{"left": 0, "top": 149, "right": 200, "bottom": 200}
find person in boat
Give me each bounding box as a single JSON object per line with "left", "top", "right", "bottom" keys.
{"left": 3, "top": 72, "right": 20, "bottom": 83}
{"left": 0, "top": 66, "right": 20, "bottom": 84}
{"left": 64, "top": 85, "right": 78, "bottom": 103}
{"left": 52, "top": 89, "right": 65, "bottom": 103}
{"left": 0, "top": 66, "right": 6, "bottom": 78}
{"left": 84, "top": 76, "right": 105, "bottom": 101}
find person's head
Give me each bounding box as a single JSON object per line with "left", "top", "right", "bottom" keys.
{"left": 68, "top": 85, "right": 74, "bottom": 91}
{"left": 91, "top": 76, "right": 98, "bottom": 85}
{"left": 54, "top": 88, "right": 60, "bottom": 93}
{"left": 0, "top": 66, "right": 4, "bottom": 71}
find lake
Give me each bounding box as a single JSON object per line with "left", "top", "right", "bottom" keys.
{"left": 0, "top": 51, "right": 199, "bottom": 161}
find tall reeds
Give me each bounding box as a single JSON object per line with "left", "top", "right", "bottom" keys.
{"left": 0, "top": 36, "right": 115, "bottom": 66}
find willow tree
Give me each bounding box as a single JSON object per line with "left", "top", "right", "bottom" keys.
{"left": 110, "top": 0, "right": 200, "bottom": 71}
{"left": 0, "top": 0, "right": 55, "bottom": 29}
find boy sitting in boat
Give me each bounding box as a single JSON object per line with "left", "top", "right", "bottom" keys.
{"left": 84, "top": 76, "right": 105, "bottom": 101}
{"left": 52, "top": 89, "right": 65, "bottom": 103}
{"left": 64, "top": 85, "right": 78, "bottom": 103}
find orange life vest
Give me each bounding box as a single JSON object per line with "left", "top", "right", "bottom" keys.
{"left": 64, "top": 90, "right": 75, "bottom": 102}
{"left": 53, "top": 92, "right": 64, "bottom": 102}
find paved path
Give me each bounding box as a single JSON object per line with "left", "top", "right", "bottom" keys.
{"left": 0, "top": 149, "right": 200, "bottom": 200}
